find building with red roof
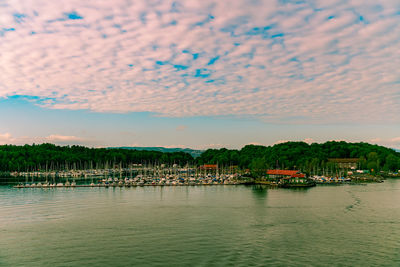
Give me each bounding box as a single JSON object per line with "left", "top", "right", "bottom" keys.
{"left": 266, "top": 170, "right": 313, "bottom": 187}
{"left": 200, "top": 164, "right": 218, "bottom": 170}
{"left": 266, "top": 170, "right": 305, "bottom": 178}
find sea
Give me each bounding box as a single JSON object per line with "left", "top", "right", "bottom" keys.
{"left": 1, "top": 180, "right": 400, "bottom": 266}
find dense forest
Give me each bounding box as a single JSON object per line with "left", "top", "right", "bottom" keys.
{"left": 196, "top": 141, "right": 400, "bottom": 174}
{"left": 0, "top": 144, "right": 194, "bottom": 171}
{"left": 0, "top": 141, "right": 399, "bottom": 174}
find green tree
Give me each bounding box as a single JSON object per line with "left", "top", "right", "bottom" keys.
{"left": 385, "top": 154, "right": 399, "bottom": 171}
{"left": 249, "top": 158, "right": 268, "bottom": 178}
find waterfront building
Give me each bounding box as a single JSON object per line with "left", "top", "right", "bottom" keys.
{"left": 266, "top": 170, "right": 314, "bottom": 187}
{"left": 200, "top": 164, "right": 218, "bottom": 170}
{"left": 266, "top": 170, "right": 304, "bottom": 179}
{"left": 199, "top": 164, "right": 218, "bottom": 175}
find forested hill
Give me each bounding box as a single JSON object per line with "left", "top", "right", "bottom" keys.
{"left": 0, "top": 144, "right": 194, "bottom": 171}
{"left": 0, "top": 141, "right": 399, "bottom": 172}
{"left": 196, "top": 141, "right": 400, "bottom": 172}
{"left": 114, "top": 147, "right": 203, "bottom": 158}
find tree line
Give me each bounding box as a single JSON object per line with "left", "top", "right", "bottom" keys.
{"left": 0, "top": 143, "right": 194, "bottom": 171}
{"left": 196, "top": 141, "right": 400, "bottom": 175}
{"left": 0, "top": 141, "right": 399, "bottom": 174}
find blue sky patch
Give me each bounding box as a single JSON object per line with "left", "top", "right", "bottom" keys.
{"left": 0, "top": 28, "right": 15, "bottom": 36}
{"left": 174, "top": 65, "right": 188, "bottom": 71}
{"left": 208, "top": 56, "right": 220, "bottom": 65}
{"left": 246, "top": 25, "right": 272, "bottom": 36}
{"left": 156, "top": 61, "right": 167, "bottom": 65}
{"left": 192, "top": 53, "right": 199, "bottom": 60}
{"left": 13, "top": 13, "right": 27, "bottom": 23}
{"left": 271, "top": 33, "right": 284, "bottom": 38}
{"left": 64, "top": 11, "right": 83, "bottom": 20}
{"left": 170, "top": 1, "right": 182, "bottom": 13}
{"left": 192, "top": 14, "right": 215, "bottom": 27}
{"left": 140, "top": 12, "right": 147, "bottom": 24}
{"left": 195, "top": 69, "right": 212, "bottom": 78}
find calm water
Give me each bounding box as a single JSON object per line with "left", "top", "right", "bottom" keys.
{"left": 1, "top": 181, "right": 400, "bottom": 267}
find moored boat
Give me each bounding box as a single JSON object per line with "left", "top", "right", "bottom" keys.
{"left": 279, "top": 177, "right": 316, "bottom": 188}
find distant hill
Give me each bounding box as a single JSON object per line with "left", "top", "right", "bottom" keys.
{"left": 115, "top": 147, "right": 204, "bottom": 158}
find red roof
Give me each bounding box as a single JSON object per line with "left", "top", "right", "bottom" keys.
{"left": 290, "top": 173, "right": 305, "bottom": 178}
{"left": 201, "top": 164, "right": 217, "bottom": 169}
{"left": 267, "top": 170, "right": 300, "bottom": 176}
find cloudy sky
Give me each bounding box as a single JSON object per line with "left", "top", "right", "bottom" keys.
{"left": 0, "top": 0, "right": 399, "bottom": 149}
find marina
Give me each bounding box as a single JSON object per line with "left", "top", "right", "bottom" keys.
{"left": 12, "top": 180, "right": 243, "bottom": 188}
{"left": 8, "top": 164, "right": 245, "bottom": 188}
{"left": 8, "top": 166, "right": 388, "bottom": 189}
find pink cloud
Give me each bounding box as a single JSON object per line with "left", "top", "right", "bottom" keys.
{"left": 0, "top": 133, "right": 97, "bottom": 146}
{"left": 0, "top": 0, "right": 399, "bottom": 124}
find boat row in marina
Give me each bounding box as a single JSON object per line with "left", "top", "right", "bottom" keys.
{"left": 14, "top": 181, "right": 77, "bottom": 188}
{"left": 13, "top": 175, "right": 242, "bottom": 188}
{"left": 310, "top": 175, "right": 352, "bottom": 184}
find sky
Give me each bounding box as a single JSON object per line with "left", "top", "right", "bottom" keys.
{"left": 0, "top": 0, "right": 399, "bottom": 149}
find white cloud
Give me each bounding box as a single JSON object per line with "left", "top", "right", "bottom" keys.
{"left": 303, "top": 138, "right": 316, "bottom": 144}
{"left": 197, "top": 143, "right": 228, "bottom": 150}
{"left": 45, "top": 134, "right": 87, "bottom": 144}
{"left": 0, "top": 0, "right": 399, "bottom": 124}
{"left": 246, "top": 142, "right": 266, "bottom": 146}
{"left": 273, "top": 140, "right": 289, "bottom": 145}
{"left": 370, "top": 137, "right": 400, "bottom": 149}
{"left": 0, "top": 133, "right": 96, "bottom": 146}
{"left": 272, "top": 138, "right": 316, "bottom": 145}
{"left": 0, "top": 133, "right": 15, "bottom": 144}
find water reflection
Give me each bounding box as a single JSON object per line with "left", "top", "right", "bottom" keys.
{"left": 283, "top": 187, "right": 314, "bottom": 193}
{"left": 250, "top": 184, "right": 268, "bottom": 199}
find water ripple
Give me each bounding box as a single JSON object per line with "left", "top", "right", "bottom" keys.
{"left": 1, "top": 181, "right": 400, "bottom": 266}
